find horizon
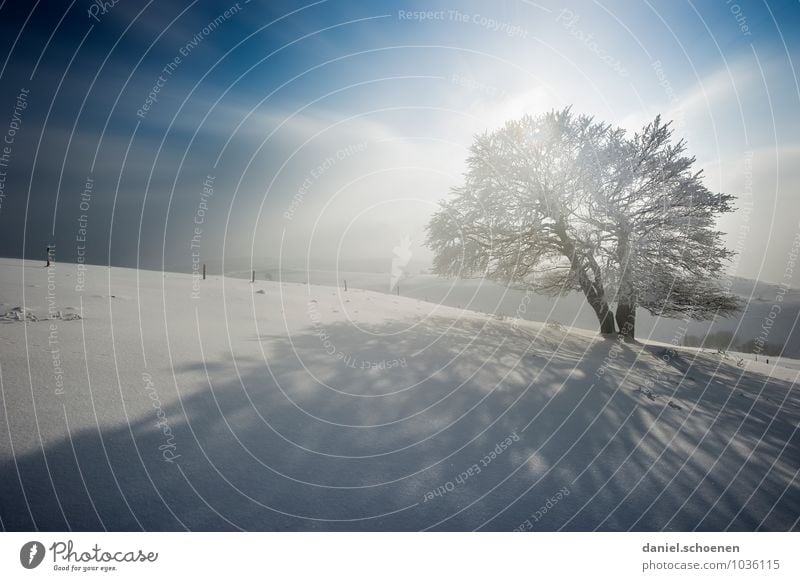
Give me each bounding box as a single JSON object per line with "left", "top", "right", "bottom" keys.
{"left": 3, "top": 251, "right": 800, "bottom": 292}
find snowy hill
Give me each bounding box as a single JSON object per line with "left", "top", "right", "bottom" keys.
{"left": 0, "top": 258, "right": 798, "bottom": 531}
{"left": 229, "top": 268, "right": 800, "bottom": 358}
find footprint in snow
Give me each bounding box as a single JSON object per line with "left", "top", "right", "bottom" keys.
{"left": 635, "top": 387, "right": 658, "bottom": 401}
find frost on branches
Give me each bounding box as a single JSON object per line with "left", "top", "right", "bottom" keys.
{"left": 426, "top": 108, "right": 740, "bottom": 340}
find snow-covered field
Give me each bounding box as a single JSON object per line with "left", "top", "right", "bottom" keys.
{"left": 0, "top": 258, "right": 798, "bottom": 531}
{"left": 230, "top": 268, "right": 800, "bottom": 358}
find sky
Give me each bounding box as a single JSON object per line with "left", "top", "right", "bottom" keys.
{"left": 0, "top": 0, "right": 798, "bottom": 283}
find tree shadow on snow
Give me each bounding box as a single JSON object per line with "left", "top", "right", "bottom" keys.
{"left": 1, "top": 313, "right": 798, "bottom": 531}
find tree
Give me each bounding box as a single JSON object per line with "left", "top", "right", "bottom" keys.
{"left": 602, "top": 115, "right": 740, "bottom": 338}
{"left": 426, "top": 108, "right": 739, "bottom": 340}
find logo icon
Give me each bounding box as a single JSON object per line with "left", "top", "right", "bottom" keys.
{"left": 390, "top": 235, "right": 412, "bottom": 291}
{"left": 20, "top": 541, "right": 45, "bottom": 569}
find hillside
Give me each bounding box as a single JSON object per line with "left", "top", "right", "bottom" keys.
{"left": 222, "top": 268, "right": 800, "bottom": 358}
{"left": 0, "top": 258, "right": 797, "bottom": 531}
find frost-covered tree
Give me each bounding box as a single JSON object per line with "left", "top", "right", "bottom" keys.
{"left": 598, "top": 115, "right": 740, "bottom": 339}
{"left": 426, "top": 108, "right": 739, "bottom": 340}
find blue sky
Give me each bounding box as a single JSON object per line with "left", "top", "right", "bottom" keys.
{"left": 0, "top": 0, "right": 798, "bottom": 282}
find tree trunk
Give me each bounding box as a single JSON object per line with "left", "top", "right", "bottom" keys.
{"left": 595, "top": 298, "right": 617, "bottom": 335}
{"left": 615, "top": 302, "right": 636, "bottom": 341}
{"left": 615, "top": 225, "right": 636, "bottom": 341}
{"left": 581, "top": 284, "right": 616, "bottom": 335}
{"left": 555, "top": 223, "right": 615, "bottom": 336}
{"left": 583, "top": 257, "right": 615, "bottom": 335}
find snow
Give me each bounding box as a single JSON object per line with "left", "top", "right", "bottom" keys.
{"left": 235, "top": 269, "right": 800, "bottom": 359}
{"left": 0, "top": 258, "right": 797, "bottom": 531}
